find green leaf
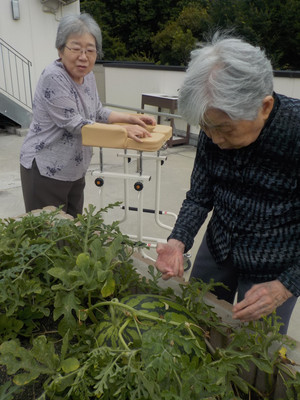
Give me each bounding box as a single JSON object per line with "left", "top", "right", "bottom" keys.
{"left": 61, "top": 357, "right": 80, "bottom": 373}
{"left": 53, "top": 291, "right": 81, "bottom": 336}
{"left": 101, "top": 273, "right": 116, "bottom": 298}
{"left": 46, "top": 371, "right": 78, "bottom": 395}
{"left": 0, "top": 315, "right": 23, "bottom": 338}
{"left": 76, "top": 253, "right": 90, "bottom": 269}
{"left": 0, "top": 338, "right": 57, "bottom": 386}
{"left": 231, "top": 374, "right": 249, "bottom": 394}
{"left": 251, "top": 357, "right": 274, "bottom": 374}
{"left": 61, "top": 330, "right": 70, "bottom": 361}
{"left": 73, "top": 252, "right": 101, "bottom": 291}
{"left": 97, "top": 269, "right": 109, "bottom": 283}
{"left": 103, "top": 234, "right": 123, "bottom": 266}
{"left": 48, "top": 266, "right": 73, "bottom": 289}
{"left": 0, "top": 381, "right": 22, "bottom": 400}
{"left": 31, "top": 335, "right": 60, "bottom": 371}
{"left": 89, "top": 238, "right": 106, "bottom": 261}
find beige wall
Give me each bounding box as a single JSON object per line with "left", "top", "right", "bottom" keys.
{"left": 96, "top": 65, "right": 190, "bottom": 134}
{"left": 95, "top": 64, "right": 300, "bottom": 136}
{"left": 273, "top": 76, "right": 300, "bottom": 98}
{"left": 0, "top": 0, "right": 80, "bottom": 92}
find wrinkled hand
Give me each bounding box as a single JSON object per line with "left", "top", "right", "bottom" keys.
{"left": 155, "top": 239, "right": 185, "bottom": 280}
{"left": 130, "top": 114, "right": 156, "bottom": 127}
{"left": 124, "top": 124, "right": 151, "bottom": 142}
{"left": 125, "top": 115, "right": 156, "bottom": 142}
{"left": 232, "top": 280, "right": 293, "bottom": 322}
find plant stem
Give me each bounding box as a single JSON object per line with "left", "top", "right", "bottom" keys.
{"left": 118, "top": 319, "right": 131, "bottom": 351}
{"left": 87, "top": 292, "right": 98, "bottom": 324}
{"left": 185, "top": 323, "right": 207, "bottom": 353}
{"left": 87, "top": 300, "right": 191, "bottom": 329}
{"left": 83, "top": 212, "right": 92, "bottom": 254}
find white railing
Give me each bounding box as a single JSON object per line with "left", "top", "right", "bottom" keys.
{"left": 0, "top": 38, "right": 33, "bottom": 110}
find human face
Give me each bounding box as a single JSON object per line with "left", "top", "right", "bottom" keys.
{"left": 59, "top": 33, "right": 97, "bottom": 84}
{"left": 201, "top": 97, "right": 274, "bottom": 150}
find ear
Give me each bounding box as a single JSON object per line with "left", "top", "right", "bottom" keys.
{"left": 58, "top": 47, "right": 64, "bottom": 58}
{"left": 261, "top": 95, "right": 274, "bottom": 119}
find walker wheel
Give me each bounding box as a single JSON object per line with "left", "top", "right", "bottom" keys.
{"left": 184, "top": 258, "right": 192, "bottom": 272}
{"left": 134, "top": 181, "right": 143, "bottom": 191}
{"left": 94, "top": 177, "right": 104, "bottom": 187}
{"left": 183, "top": 253, "right": 192, "bottom": 272}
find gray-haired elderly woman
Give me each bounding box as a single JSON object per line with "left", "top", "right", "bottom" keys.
{"left": 155, "top": 33, "right": 299, "bottom": 335}
{"left": 20, "top": 14, "right": 155, "bottom": 218}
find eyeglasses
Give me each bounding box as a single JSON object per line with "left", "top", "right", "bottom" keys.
{"left": 65, "top": 45, "right": 97, "bottom": 56}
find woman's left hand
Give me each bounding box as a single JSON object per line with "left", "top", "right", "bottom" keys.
{"left": 232, "top": 280, "right": 293, "bottom": 322}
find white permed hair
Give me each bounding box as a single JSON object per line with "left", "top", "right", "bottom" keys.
{"left": 178, "top": 32, "right": 274, "bottom": 125}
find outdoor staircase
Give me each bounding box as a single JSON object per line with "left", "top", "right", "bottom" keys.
{"left": 0, "top": 38, "right": 33, "bottom": 129}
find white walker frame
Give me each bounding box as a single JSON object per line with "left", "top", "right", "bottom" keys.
{"left": 82, "top": 122, "right": 191, "bottom": 268}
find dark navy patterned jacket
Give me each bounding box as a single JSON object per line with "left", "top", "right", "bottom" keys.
{"left": 169, "top": 93, "right": 300, "bottom": 297}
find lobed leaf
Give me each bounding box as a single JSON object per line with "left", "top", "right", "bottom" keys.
{"left": 0, "top": 337, "right": 58, "bottom": 385}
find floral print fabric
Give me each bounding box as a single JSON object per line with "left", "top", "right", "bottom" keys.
{"left": 20, "top": 60, "right": 111, "bottom": 181}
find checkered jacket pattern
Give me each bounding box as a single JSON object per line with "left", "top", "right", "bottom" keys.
{"left": 169, "top": 93, "right": 300, "bottom": 297}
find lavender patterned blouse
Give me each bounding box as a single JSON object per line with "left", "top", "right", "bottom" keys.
{"left": 20, "top": 60, "right": 111, "bottom": 181}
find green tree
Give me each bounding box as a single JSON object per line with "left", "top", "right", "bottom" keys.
{"left": 101, "top": 31, "right": 127, "bottom": 60}
{"left": 206, "top": 0, "right": 300, "bottom": 70}
{"left": 152, "top": 4, "right": 210, "bottom": 65}
{"left": 80, "top": 0, "right": 300, "bottom": 69}
{"left": 80, "top": 0, "right": 183, "bottom": 61}
{"left": 276, "top": 0, "right": 300, "bottom": 69}
{"left": 152, "top": 21, "right": 196, "bottom": 65}
{"left": 177, "top": 4, "right": 210, "bottom": 39}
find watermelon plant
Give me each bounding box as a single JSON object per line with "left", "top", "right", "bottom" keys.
{"left": 0, "top": 205, "right": 299, "bottom": 400}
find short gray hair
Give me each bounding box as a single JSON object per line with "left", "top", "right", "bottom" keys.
{"left": 178, "top": 32, "right": 274, "bottom": 125}
{"left": 56, "top": 13, "right": 102, "bottom": 57}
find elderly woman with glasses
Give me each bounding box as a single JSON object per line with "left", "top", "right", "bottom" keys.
{"left": 20, "top": 13, "right": 155, "bottom": 218}
{"left": 155, "top": 33, "right": 299, "bottom": 335}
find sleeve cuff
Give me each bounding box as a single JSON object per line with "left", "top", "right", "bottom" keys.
{"left": 168, "top": 228, "right": 194, "bottom": 254}
{"left": 278, "top": 265, "right": 300, "bottom": 297}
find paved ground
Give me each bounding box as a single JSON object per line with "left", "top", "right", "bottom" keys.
{"left": 0, "top": 130, "right": 299, "bottom": 341}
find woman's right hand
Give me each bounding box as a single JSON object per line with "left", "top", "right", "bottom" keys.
{"left": 155, "top": 239, "right": 185, "bottom": 280}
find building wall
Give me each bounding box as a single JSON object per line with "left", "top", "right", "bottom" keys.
{"left": 0, "top": 0, "right": 80, "bottom": 92}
